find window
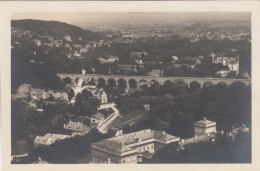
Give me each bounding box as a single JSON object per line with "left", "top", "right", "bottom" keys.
{"left": 151, "top": 145, "right": 153, "bottom": 149}
{"left": 122, "top": 160, "right": 125, "bottom": 163}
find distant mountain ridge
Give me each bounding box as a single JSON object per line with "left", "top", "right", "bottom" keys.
{"left": 12, "top": 19, "right": 105, "bottom": 41}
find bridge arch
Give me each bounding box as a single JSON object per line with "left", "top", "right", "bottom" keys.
{"left": 62, "top": 77, "right": 72, "bottom": 84}
{"left": 150, "top": 79, "right": 159, "bottom": 86}
{"left": 139, "top": 79, "right": 148, "bottom": 86}
{"left": 163, "top": 80, "right": 174, "bottom": 88}
{"left": 87, "top": 77, "right": 97, "bottom": 85}
{"left": 107, "top": 78, "right": 117, "bottom": 89}
{"left": 203, "top": 81, "right": 214, "bottom": 89}
{"left": 128, "top": 79, "right": 138, "bottom": 89}
{"left": 97, "top": 78, "right": 106, "bottom": 88}
{"left": 189, "top": 81, "right": 201, "bottom": 90}
{"left": 118, "top": 78, "right": 127, "bottom": 87}
{"left": 173, "top": 79, "right": 187, "bottom": 87}
{"left": 215, "top": 81, "right": 228, "bottom": 90}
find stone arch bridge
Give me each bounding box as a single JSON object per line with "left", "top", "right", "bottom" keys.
{"left": 57, "top": 73, "right": 251, "bottom": 88}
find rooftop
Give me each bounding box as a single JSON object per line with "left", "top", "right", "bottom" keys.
{"left": 194, "top": 117, "right": 216, "bottom": 127}
{"left": 64, "top": 121, "right": 90, "bottom": 132}
{"left": 92, "top": 129, "right": 179, "bottom": 153}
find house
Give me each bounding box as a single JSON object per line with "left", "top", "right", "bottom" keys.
{"left": 64, "top": 121, "right": 90, "bottom": 132}
{"left": 91, "top": 129, "right": 180, "bottom": 164}
{"left": 65, "top": 43, "right": 71, "bottom": 49}
{"left": 194, "top": 117, "right": 216, "bottom": 137}
{"left": 64, "top": 35, "right": 72, "bottom": 41}
{"left": 143, "top": 104, "right": 151, "bottom": 111}
{"left": 34, "top": 133, "right": 70, "bottom": 147}
{"left": 91, "top": 113, "right": 105, "bottom": 124}
{"left": 80, "top": 48, "right": 88, "bottom": 53}
{"left": 130, "top": 51, "right": 148, "bottom": 58}
{"left": 91, "top": 88, "right": 108, "bottom": 104}
{"left": 217, "top": 70, "right": 230, "bottom": 77}
{"left": 33, "top": 39, "right": 41, "bottom": 47}
{"left": 107, "top": 55, "right": 119, "bottom": 62}
{"left": 73, "top": 44, "right": 82, "bottom": 48}
{"left": 148, "top": 69, "right": 163, "bottom": 77}
{"left": 214, "top": 57, "right": 239, "bottom": 72}
{"left": 73, "top": 51, "right": 81, "bottom": 57}
{"left": 171, "top": 56, "right": 179, "bottom": 63}
{"left": 135, "top": 59, "right": 143, "bottom": 65}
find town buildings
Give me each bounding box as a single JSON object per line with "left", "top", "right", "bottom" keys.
{"left": 91, "top": 129, "right": 180, "bottom": 164}
{"left": 213, "top": 56, "right": 240, "bottom": 72}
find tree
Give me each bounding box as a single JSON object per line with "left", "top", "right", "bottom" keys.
{"left": 163, "top": 80, "right": 174, "bottom": 90}
{"left": 68, "top": 89, "right": 75, "bottom": 101}
{"left": 118, "top": 78, "right": 127, "bottom": 94}
{"left": 73, "top": 90, "right": 100, "bottom": 116}
{"left": 128, "top": 79, "right": 137, "bottom": 89}
{"left": 107, "top": 78, "right": 116, "bottom": 89}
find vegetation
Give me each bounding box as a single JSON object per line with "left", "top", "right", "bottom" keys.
{"left": 117, "top": 81, "right": 251, "bottom": 139}
{"left": 12, "top": 19, "right": 105, "bottom": 42}
{"left": 12, "top": 129, "right": 115, "bottom": 164}
{"left": 148, "top": 130, "right": 251, "bottom": 163}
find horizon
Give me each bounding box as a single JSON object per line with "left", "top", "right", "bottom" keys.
{"left": 12, "top": 12, "right": 250, "bottom": 28}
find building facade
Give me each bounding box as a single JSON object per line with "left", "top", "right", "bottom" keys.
{"left": 194, "top": 117, "right": 216, "bottom": 136}
{"left": 91, "top": 129, "right": 180, "bottom": 164}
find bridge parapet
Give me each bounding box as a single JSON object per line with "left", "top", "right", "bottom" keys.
{"left": 57, "top": 73, "right": 251, "bottom": 88}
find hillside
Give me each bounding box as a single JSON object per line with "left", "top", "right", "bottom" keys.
{"left": 11, "top": 19, "right": 106, "bottom": 41}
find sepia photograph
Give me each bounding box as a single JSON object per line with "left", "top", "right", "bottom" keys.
{"left": 1, "top": 1, "right": 260, "bottom": 170}
{"left": 10, "top": 11, "right": 252, "bottom": 164}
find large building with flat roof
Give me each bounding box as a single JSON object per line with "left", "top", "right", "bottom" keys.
{"left": 91, "top": 129, "right": 180, "bottom": 164}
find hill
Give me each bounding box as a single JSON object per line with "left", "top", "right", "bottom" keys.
{"left": 11, "top": 19, "right": 106, "bottom": 42}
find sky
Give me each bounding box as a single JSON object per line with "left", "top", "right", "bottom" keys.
{"left": 12, "top": 12, "right": 251, "bottom": 27}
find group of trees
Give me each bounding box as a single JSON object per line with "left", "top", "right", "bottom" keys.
{"left": 148, "top": 130, "right": 251, "bottom": 163}
{"left": 117, "top": 80, "right": 251, "bottom": 139}
{"left": 11, "top": 99, "right": 72, "bottom": 155}
{"left": 13, "top": 129, "right": 116, "bottom": 164}
{"left": 72, "top": 89, "right": 101, "bottom": 116}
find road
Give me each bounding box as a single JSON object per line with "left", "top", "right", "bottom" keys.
{"left": 98, "top": 106, "right": 120, "bottom": 133}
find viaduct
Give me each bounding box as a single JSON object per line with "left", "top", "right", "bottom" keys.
{"left": 57, "top": 73, "right": 251, "bottom": 88}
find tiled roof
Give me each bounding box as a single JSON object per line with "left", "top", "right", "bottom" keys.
{"left": 64, "top": 121, "right": 90, "bottom": 132}
{"left": 34, "top": 133, "right": 70, "bottom": 146}
{"left": 44, "top": 133, "right": 70, "bottom": 140}
{"left": 92, "top": 129, "right": 179, "bottom": 153}
{"left": 34, "top": 136, "right": 58, "bottom": 146}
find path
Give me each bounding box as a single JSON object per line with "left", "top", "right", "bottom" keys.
{"left": 98, "top": 105, "right": 120, "bottom": 133}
